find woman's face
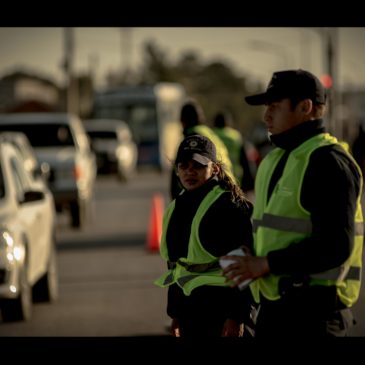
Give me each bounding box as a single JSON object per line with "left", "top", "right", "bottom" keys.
{"left": 176, "top": 159, "right": 217, "bottom": 191}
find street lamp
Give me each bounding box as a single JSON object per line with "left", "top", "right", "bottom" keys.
{"left": 63, "top": 27, "right": 78, "bottom": 116}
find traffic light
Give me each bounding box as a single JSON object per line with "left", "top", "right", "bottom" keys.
{"left": 320, "top": 74, "right": 333, "bottom": 89}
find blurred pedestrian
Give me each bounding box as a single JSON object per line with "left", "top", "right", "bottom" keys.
{"left": 352, "top": 120, "right": 365, "bottom": 176}
{"left": 213, "top": 111, "right": 255, "bottom": 193}
{"left": 352, "top": 120, "right": 365, "bottom": 210}
{"left": 155, "top": 134, "right": 254, "bottom": 337}
{"left": 222, "top": 69, "right": 364, "bottom": 338}
{"left": 170, "top": 99, "right": 235, "bottom": 200}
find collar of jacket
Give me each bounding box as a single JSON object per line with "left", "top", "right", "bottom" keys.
{"left": 179, "top": 176, "right": 219, "bottom": 199}
{"left": 270, "top": 119, "right": 325, "bottom": 151}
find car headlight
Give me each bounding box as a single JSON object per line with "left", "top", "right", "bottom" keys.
{"left": 0, "top": 230, "right": 16, "bottom": 262}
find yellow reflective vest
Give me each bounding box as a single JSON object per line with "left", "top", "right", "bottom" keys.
{"left": 154, "top": 185, "right": 230, "bottom": 296}
{"left": 250, "top": 133, "right": 364, "bottom": 307}
{"left": 213, "top": 126, "right": 244, "bottom": 183}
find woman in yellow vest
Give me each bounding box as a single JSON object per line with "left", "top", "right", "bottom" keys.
{"left": 222, "top": 69, "right": 363, "bottom": 337}
{"left": 155, "top": 134, "right": 253, "bottom": 337}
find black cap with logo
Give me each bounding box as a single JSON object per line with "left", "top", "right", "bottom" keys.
{"left": 245, "top": 69, "right": 327, "bottom": 106}
{"left": 175, "top": 135, "right": 217, "bottom": 166}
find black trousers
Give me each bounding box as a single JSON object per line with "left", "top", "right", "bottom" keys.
{"left": 167, "top": 284, "right": 250, "bottom": 338}
{"left": 178, "top": 316, "right": 226, "bottom": 337}
{"left": 255, "top": 286, "right": 355, "bottom": 338}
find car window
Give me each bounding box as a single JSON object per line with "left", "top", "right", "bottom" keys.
{"left": 0, "top": 162, "right": 5, "bottom": 198}
{"left": 10, "top": 157, "right": 28, "bottom": 201}
{"left": 0, "top": 124, "right": 75, "bottom": 147}
{"left": 87, "top": 131, "right": 118, "bottom": 140}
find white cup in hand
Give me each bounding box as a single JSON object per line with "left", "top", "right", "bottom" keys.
{"left": 219, "top": 248, "right": 252, "bottom": 290}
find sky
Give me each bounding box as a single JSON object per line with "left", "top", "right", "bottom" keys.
{"left": 0, "top": 27, "right": 364, "bottom": 91}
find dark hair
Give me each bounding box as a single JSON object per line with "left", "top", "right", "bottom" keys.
{"left": 180, "top": 100, "right": 205, "bottom": 127}
{"left": 213, "top": 111, "right": 233, "bottom": 128}
{"left": 215, "top": 161, "right": 247, "bottom": 206}
{"left": 288, "top": 97, "right": 326, "bottom": 118}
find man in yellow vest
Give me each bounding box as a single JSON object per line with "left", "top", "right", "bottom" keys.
{"left": 222, "top": 69, "right": 363, "bottom": 337}
{"left": 213, "top": 111, "right": 254, "bottom": 193}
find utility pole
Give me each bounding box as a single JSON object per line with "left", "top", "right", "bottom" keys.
{"left": 63, "top": 27, "right": 78, "bottom": 115}
{"left": 120, "top": 28, "right": 132, "bottom": 82}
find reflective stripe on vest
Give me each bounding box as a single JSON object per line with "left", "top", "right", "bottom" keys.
{"left": 253, "top": 214, "right": 312, "bottom": 234}
{"left": 168, "top": 260, "right": 221, "bottom": 272}
{"left": 254, "top": 215, "right": 363, "bottom": 236}
{"left": 310, "top": 265, "right": 361, "bottom": 281}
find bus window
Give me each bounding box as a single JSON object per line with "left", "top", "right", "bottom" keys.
{"left": 92, "top": 83, "right": 186, "bottom": 170}
{"left": 129, "top": 105, "right": 158, "bottom": 143}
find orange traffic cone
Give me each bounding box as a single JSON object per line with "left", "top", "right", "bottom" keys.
{"left": 146, "top": 193, "right": 164, "bottom": 253}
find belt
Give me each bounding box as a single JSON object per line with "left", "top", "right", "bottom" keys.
{"left": 168, "top": 260, "right": 220, "bottom": 273}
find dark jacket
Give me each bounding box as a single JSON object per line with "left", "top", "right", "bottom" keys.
{"left": 166, "top": 178, "right": 253, "bottom": 323}
{"left": 266, "top": 119, "right": 361, "bottom": 278}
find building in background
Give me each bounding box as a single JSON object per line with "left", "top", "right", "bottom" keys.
{"left": 0, "top": 71, "right": 60, "bottom": 113}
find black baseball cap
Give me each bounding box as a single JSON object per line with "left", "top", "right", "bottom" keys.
{"left": 245, "top": 69, "right": 327, "bottom": 106}
{"left": 175, "top": 135, "right": 217, "bottom": 166}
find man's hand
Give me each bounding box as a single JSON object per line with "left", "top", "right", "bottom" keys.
{"left": 221, "top": 255, "right": 270, "bottom": 287}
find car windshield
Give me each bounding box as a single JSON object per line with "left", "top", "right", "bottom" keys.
{"left": 0, "top": 124, "right": 74, "bottom": 147}
{"left": 86, "top": 131, "right": 117, "bottom": 140}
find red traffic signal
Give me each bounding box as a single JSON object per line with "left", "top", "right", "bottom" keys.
{"left": 320, "top": 74, "right": 333, "bottom": 89}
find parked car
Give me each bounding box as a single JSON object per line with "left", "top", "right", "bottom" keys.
{"left": 84, "top": 119, "right": 138, "bottom": 181}
{"left": 0, "top": 131, "right": 50, "bottom": 184}
{"left": 0, "top": 113, "right": 97, "bottom": 228}
{"left": 0, "top": 137, "right": 58, "bottom": 322}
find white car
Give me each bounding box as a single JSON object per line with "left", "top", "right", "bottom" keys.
{"left": 0, "top": 113, "right": 97, "bottom": 228}
{"left": 0, "top": 138, "right": 58, "bottom": 322}
{"left": 0, "top": 131, "right": 50, "bottom": 184}
{"left": 84, "top": 119, "right": 138, "bottom": 182}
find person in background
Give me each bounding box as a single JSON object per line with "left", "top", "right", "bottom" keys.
{"left": 222, "top": 69, "right": 364, "bottom": 337}
{"left": 352, "top": 120, "right": 365, "bottom": 176}
{"left": 170, "top": 100, "right": 234, "bottom": 200}
{"left": 155, "top": 134, "right": 253, "bottom": 337}
{"left": 213, "top": 111, "right": 255, "bottom": 193}
{"left": 352, "top": 119, "right": 365, "bottom": 210}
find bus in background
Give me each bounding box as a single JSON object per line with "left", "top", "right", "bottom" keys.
{"left": 91, "top": 83, "right": 186, "bottom": 171}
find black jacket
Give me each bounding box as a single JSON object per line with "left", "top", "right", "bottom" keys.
{"left": 166, "top": 178, "right": 253, "bottom": 323}
{"left": 266, "top": 119, "right": 362, "bottom": 277}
